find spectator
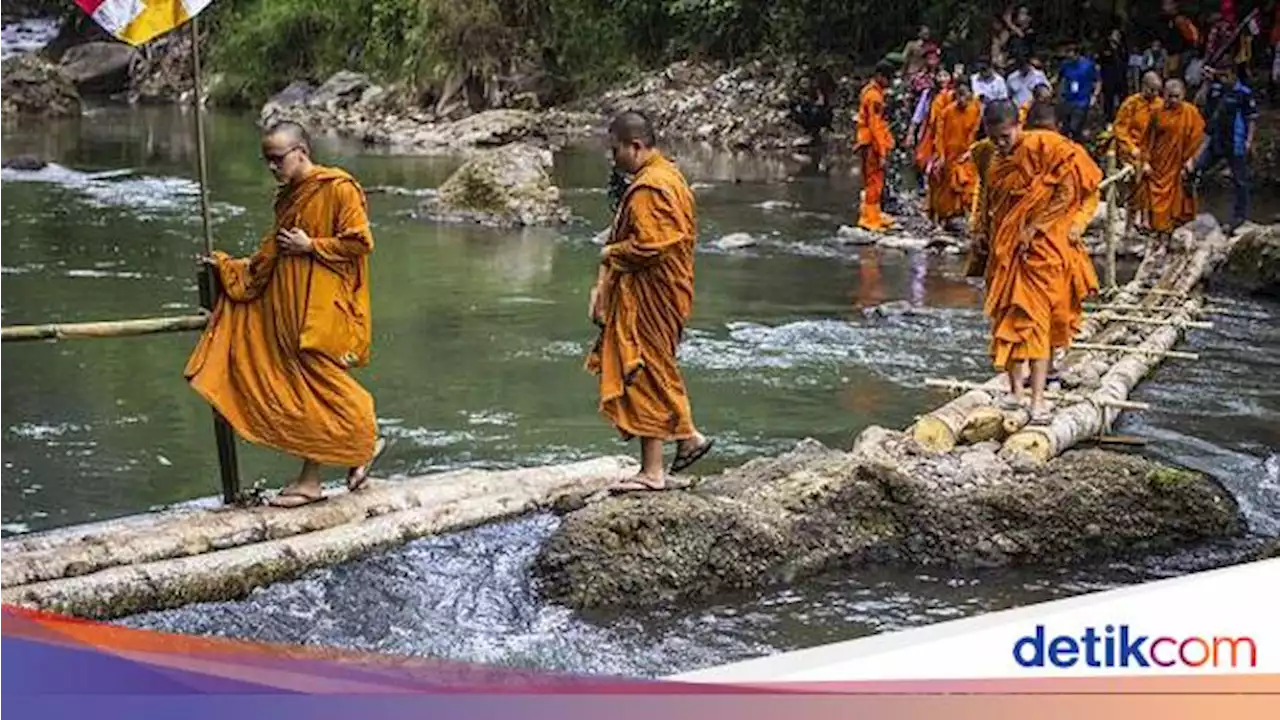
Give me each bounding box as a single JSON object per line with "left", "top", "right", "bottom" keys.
{"left": 902, "top": 25, "right": 940, "bottom": 77}
{"left": 971, "top": 60, "right": 1010, "bottom": 106}
{"left": 1099, "top": 29, "right": 1131, "bottom": 118}
{"left": 1003, "top": 5, "right": 1036, "bottom": 67}
{"left": 1144, "top": 39, "right": 1169, "bottom": 78}
{"left": 1194, "top": 64, "right": 1258, "bottom": 232}
{"left": 1160, "top": 0, "right": 1201, "bottom": 77}
{"left": 1007, "top": 53, "right": 1049, "bottom": 107}
{"left": 1128, "top": 39, "right": 1147, "bottom": 94}
{"left": 1058, "top": 42, "right": 1100, "bottom": 142}
{"left": 1205, "top": 12, "right": 1236, "bottom": 65}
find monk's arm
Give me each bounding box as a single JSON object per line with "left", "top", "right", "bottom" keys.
{"left": 602, "top": 188, "right": 688, "bottom": 272}
{"left": 212, "top": 234, "right": 277, "bottom": 302}
{"left": 310, "top": 181, "right": 374, "bottom": 263}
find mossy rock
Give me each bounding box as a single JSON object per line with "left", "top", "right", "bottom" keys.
{"left": 416, "top": 143, "right": 572, "bottom": 227}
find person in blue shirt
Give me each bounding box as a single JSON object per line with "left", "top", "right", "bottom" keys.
{"left": 1057, "top": 42, "right": 1100, "bottom": 142}
{"left": 1193, "top": 65, "right": 1258, "bottom": 233}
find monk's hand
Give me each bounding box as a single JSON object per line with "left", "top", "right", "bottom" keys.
{"left": 277, "top": 227, "right": 313, "bottom": 254}
{"left": 195, "top": 254, "right": 217, "bottom": 268}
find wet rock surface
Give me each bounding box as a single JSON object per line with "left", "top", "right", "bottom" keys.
{"left": 533, "top": 433, "right": 1242, "bottom": 610}
{"left": 59, "top": 40, "right": 136, "bottom": 95}
{"left": 1213, "top": 224, "right": 1280, "bottom": 298}
{"left": 415, "top": 143, "right": 571, "bottom": 227}
{"left": 1, "top": 53, "right": 81, "bottom": 117}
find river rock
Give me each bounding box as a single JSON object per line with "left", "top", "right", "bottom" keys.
{"left": 713, "top": 232, "right": 756, "bottom": 250}
{"left": 59, "top": 40, "right": 136, "bottom": 95}
{"left": 1, "top": 54, "right": 81, "bottom": 117}
{"left": 306, "top": 71, "right": 371, "bottom": 112}
{"left": 1215, "top": 224, "right": 1279, "bottom": 297}
{"left": 532, "top": 444, "right": 1241, "bottom": 610}
{"left": 1, "top": 155, "right": 49, "bottom": 171}
{"left": 416, "top": 143, "right": 571, "bottom": 227}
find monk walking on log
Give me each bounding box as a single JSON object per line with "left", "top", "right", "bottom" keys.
{"left": 184, "top": 121, "right": 385, "bottom": 508}
{"left": 1112, "top": 71, "right": 1163, "bottom": 229}
{"left": 854, "top": 62, "right": 896, "bottom": 232}
{"left": 1140, "top": 79, "right": 1204, "bottom": 250}
{"left": 927, "top": 82, "right": 981, "bottom": 227}
{"left": 587, "top": 112, "right": 714, "bottom": 492}
{"left": 980, "top": 101, "right": 1094, "bottom": 422}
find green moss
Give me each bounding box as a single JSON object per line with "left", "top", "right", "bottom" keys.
{"left": 1146, "top": 466, "right": 1200, "bottom": 489}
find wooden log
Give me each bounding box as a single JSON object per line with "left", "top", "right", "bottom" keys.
{"left": 1070, "top": 343, "right": 1200, "bottom": 360}
{"left": 959, "top": 406, "right": 1007, "bottom": 444}
{"left": 910, "top": 377, "right": 1007, "bottom": 452}
{"left": 1, "top": 314, "right": 209, "bottom": 343}
{"left": 1003, "top": 297, "right": 1206, "bottom": 464}
{"left": 924, "top": 379, "right": 1151, "bottom": 410}
{"left": 0, "top": 456, "right": 636, "bottom": 614}
{"left": 1090, "top": 313, "right": 1214, "bottom": 330}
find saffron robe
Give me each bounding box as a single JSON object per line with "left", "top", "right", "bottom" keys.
{"left": 1141, "top": 101, "right": 1205, "bottom": 233}
{"left": 928, "top": 99, "right": 981, "bottom": 221}
{"left": 184, "top": 166, "right": 377, "bottom": 467}
{"left": 587, "top": 152, "right": 698, "bottom": 441}
{"left": 855, "top": 80, "right": 895, "bottom": 231}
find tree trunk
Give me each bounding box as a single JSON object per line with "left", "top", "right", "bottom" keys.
{"left": 0, "top": 457, "right": 635, "bottom": 618}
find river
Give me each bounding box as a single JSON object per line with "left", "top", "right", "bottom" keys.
{"left": 3, "top": 105, "right": 1277, "bottom": 677}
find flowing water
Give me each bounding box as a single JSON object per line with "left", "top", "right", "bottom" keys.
{"left": 3, "top": 105, "right": 1277, "bottom": 677}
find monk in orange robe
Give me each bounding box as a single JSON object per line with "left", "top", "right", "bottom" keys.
{"left": 184, "top": 122, "right": 383, "bottom": 508}
{"left": 1140, "top": 79, "right": 1204, "bottom": 244}
{"left": 980, "top": 101, "right": 1092, "bottom": 421}
{"left": 913, "top": 71, "right": 953, "bottom": 173}
{"left": 587, "top": 112, "right": 713, "bottom": 491}
{"left": 927, "top": 82, "right": 980, "bottom": 224}
{"left": 1111, "top": 71, "right": 1163, "bottom": 229}
{"left": 1018, "top": 83, "right": 1054, "bottom": 126}
{"left": 854, "top": 62, "right": 896, "bottom": 232}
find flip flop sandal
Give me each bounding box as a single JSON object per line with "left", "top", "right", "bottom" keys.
{"left": 268, "top": 489, "right": 327, "bottom": 509}
{"left": 997, "top": 396, "right": 1026, "bottom": 411}
{"left": 607, "top": 477, "right": 668, "bottom": 496}
{"left": 1030, "top": 408, "right": 1055, "bottom": 425}
{"left": 347, "top": 436, "right": 388, "bottom": 492}
{"left": 670, "top": 437, "right": 715, "bottom": 475}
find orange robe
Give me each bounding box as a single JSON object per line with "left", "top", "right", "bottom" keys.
{"left": 855, "top": 80, "right": 894, "bottom": 231}
{"left": 1063, "top": 142, "right": 1103, "bottom": 341}
{"left": 587, "top": 152, "right": 697, "bottom": 441}
{"left": 967, "top": 138, "right": 998, "bottom": 280}
{"left": 915, "top": 87, "right": 953, "bottom": 171}
{"left": 1018, "top": 100, "right": 1032, "bottom": 126}
{"left": 1141, "top": 101, "right": 1205, "bottom": 233}
{"left": 1112, "top": 93, "right": 1162, "bottom": 163}
{"left": 928, "top": 99, "right": 981, "bottom": 221}
{"left": 983, "top": 130, "right": 1089, "bottom": 368}
{"left": 184, "top": 166, "right": 377, "bottom": 467}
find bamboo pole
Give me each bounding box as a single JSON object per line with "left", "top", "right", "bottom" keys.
{"left": 1070, "top": 343, "right": 1200, "bottom": 360}
{"left": 188, "top": 16, "right": 242, "bottom": 504}
{"left": 1104, "top": 146, "right": 1119, "bottom": 289}
{"left": 1, "top": 314, "right": 209, "bottom": 342}
{"left": 1097, "top": 163, "right": 1134, "bottom": 192}
{"left": 1084, "top": 302, "right": 1266, "bottom": 319}
{"left": 922, "top": 379, "right": 1152, "bottom": 410}
{"left": 1086, "top": 313, "right": 1214, "bottom": 330}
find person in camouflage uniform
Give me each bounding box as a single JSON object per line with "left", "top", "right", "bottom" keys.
{"left": 882, "top": 69, "right": 916, "bottom": 214}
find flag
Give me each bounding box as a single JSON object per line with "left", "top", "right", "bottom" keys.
{"left": 74, "top": 1, "right": 214, "bottom": 47}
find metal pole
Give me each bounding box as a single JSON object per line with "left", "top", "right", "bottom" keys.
{"left": 190, "top": 16, "right": 242, "bottom": 505}
{"left": 1103, "top": 144, "right": 1118, "bottom": 291}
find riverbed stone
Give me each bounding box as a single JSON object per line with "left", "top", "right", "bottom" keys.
{"left": 415, "top": 143, "right": 571, "bottom": 227}
{"left": 532, "top": 444, "right": 1242, "bottom": 610}
{"left": 60, "top": 40, "right": 136, "bottom": 95}
{"left": 1215, "top": 224, "right": 1279, "bottom": 297}
{"left": 1, "top": 54, "right": 82, "bottom": 118}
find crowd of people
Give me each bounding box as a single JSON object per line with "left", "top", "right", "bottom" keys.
{"left": 853, "top": 1, "right": 1267, "bottom": 240}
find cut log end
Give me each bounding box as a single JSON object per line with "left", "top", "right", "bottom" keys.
{"left": 959, "top": 407, "right": 1006, "bottom": 444}
{"left": 1002, "top": 407, "right": 1031, "bottom": 435}
{"left": 1002, "top": 428, "right": 1055, "bottom": 465}
{"left": 911, "top": 416, "right": 958, "bottom": 453}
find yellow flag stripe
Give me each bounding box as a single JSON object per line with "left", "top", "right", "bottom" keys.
{"left": 118, "top": 1, "right": 191, "bottom": 46}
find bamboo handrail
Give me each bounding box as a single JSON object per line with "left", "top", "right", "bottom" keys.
{"left": 1, "top": 313, "right": 209, "bottom": 343}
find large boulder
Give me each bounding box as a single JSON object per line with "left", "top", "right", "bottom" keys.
{"left": 1, "top": 54, "right": 81, "bottom": 117}
{"left": 416, "top": 143, "right": 571, "bottom": 227}
{"left": 59, "top": 40, "right": 137, "bottom": 95}
{"left": 1216, "top": 224, "right": 1280, "bottom": 297}
{"left": 306, "top": 71, "right": 372, "bottom": 112}
{"left": 533, "top": 437, "right": 1242, "bottom": 610}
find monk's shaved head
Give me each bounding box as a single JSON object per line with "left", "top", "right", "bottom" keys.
{"left": 609, "top": 112, "right": 656, "bottom": 147}
{"left": 983, "top": 100, "right": 1022, "bottom": 155}
{"left": 264, "top": 120, "right": 312, "bottom": 153}
{"left": 1163, "top": 78, "right": 1186, "bottom": 106}
{"left": 608, "top": 111, "right": 658, "bottom": 173}
{"left": 1142, "top": 71, "right": 1163, "bottom": 92}
{"left": 1025, "top": 100, "right": 1058, "bottom": 131}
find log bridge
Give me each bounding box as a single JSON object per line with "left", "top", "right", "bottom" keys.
{"left": 0, "top": 216, "right": 1257, "bottom": 620}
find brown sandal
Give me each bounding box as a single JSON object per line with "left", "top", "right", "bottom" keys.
{"left": 268, "top": 488, "right": 327, "bottom": 508}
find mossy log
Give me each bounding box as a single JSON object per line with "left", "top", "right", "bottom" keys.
{"left": 533, "top": 436, "right": 1242, "bottom": 610}
{"left": 1, "top": 456, "right": 636, "bottom": 619}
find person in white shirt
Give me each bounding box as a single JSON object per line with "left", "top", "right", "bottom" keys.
{"left": 1006, "top": 54, "right": 1048, "bottom": 107}
{"left": 971, "top": 60, "right": 1010, "bottom": 106}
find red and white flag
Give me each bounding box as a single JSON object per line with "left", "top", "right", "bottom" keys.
{"left": 74, "top": 0, "right": 213, "bottom": 46}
